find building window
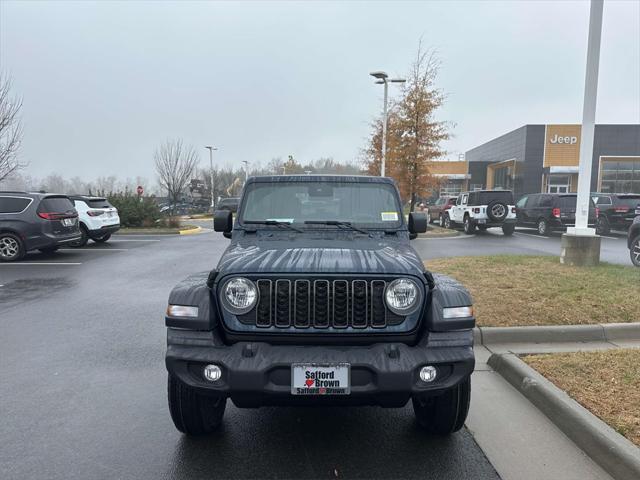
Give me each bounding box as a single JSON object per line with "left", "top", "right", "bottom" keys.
{"left": 600, "top": 158, "right": 640, "bottom": 193}
{"left": 547, "top": 175, "right": 570, "bottom": 193}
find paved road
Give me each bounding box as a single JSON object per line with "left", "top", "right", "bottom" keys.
{"left": 415, "top": 226, "right": 631, "bottom": 266}
{"left": 0, "top": 232, "right": 500, "bottom": 480}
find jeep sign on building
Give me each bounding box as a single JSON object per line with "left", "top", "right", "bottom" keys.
{"left": 462, "top": 124, "right": 640, "bottom": 198}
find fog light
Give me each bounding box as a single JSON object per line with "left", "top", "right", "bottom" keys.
{"left": 203, "top": 364, "right": 222, "bottom": 382}
{"left": 419, "top": 366, "right": 437, "bottom": 383}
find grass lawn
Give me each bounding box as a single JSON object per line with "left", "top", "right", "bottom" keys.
{"left": 524, "top": 349, "right": 640, "bottom": 446}
{"left": 426, "top": 255, "right": 640, "bottom": 327}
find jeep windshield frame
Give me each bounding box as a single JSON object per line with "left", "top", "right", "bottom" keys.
{"left": 237, "top": 176, "right": 405, "bottom": 231}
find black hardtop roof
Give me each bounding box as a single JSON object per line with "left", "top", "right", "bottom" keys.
{"left": 246, "top": 174, "right": 396, "bottom": 185}
{"left": 462, "top": 189, "right": 513, "bottom": 194}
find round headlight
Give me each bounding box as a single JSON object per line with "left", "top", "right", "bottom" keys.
{"left": 221, "top": 277, "right": 258, "bottom": 314}
{"left": 385, "top": 278, "right": 420, "bottom": 315}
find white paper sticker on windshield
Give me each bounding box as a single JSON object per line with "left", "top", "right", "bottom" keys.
{"left": 266, "top": 218, "right": 294, "bottom": 223}
{"left": 381, "top": 212, "right": 399, "bottom": 222}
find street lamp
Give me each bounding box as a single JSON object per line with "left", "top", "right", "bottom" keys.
{"left": 205, "top": 146, "right": 218, "bottom": 210}
{"left": 370, "top": 71, "right": 406, "bottom": 177}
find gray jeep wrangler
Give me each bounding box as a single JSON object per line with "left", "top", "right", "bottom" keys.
{"left": 165, "top": 175, "right": 475, "bottom": 435}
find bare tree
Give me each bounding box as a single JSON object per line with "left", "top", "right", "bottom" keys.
{"left": 154, "top": 139, "right": 199, "bottom": 206}
{"left": 0, "top": 73, "right": 24, "bottom": 182}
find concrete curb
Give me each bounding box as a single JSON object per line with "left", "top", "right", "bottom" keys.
{"left": 488, "top": 353, "right": 640, "bottom": 480}
{"left": 475, "top": 323, "right": 640, "bottom": 345}
{"left": 179, "top": 226, "right": 203, "bottom": 235}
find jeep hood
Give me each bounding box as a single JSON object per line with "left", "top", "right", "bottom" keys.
{"left": 216, "top": 237, "right": 425, "bottom": 277}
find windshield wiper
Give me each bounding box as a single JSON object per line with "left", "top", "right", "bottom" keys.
{"left": 243, "top": 220, "right": 303, "bottom": 232}
{"left": 304, "top": 220, "right": 369, "bottom": 235}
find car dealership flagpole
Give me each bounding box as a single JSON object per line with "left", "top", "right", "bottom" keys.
{"left": 571, "top": 0, "right": 603, "bottom": 235}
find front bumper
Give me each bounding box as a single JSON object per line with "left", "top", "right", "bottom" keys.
{"left": 166, "top": 329, "right": 475, "bottom": 408}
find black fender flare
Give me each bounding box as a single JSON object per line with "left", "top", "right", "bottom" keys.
{"left": 165, "top": 271, "right": 217, "bottom": 330}
{"left": 425, "top": 273, "right": 475, "bottom": 332}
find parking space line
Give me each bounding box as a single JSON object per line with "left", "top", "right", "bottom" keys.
{"left": 0, "top": 262, "right": 82, "bottom": 266}
{"left": 109, "top": 239, "right": 161, "bottom": 242}
{"left": 58, "top": 248, "right": 129, "bottom": 252}
{"left": 515, "top": 232, "right": 550, "bottom": 239}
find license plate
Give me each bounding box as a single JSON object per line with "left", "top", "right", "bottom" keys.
{"left": 478, "top": 219, "right": 486, "bottom": 224}
{"left": 62, "top": 218, "right": 75, "bottom": 227}
{"left": 291, "top": 363, "right": 350, "bottom": 395}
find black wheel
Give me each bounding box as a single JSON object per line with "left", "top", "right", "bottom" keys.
{"left": 596, "top": 217, "right": 610, "bottom": 236}
{"left": 443, "top": 214, "right": 452, "bottom": 229}
{"left": 168, "top": 375, "right": 226, "bottom": 436}
{"left": 413, "top": 376, "right": 471, "bottom": 435}
{"left": 463, "top": 216, "right": 476, "bottom": 234}
{"left": 631, "top": 236, "right": 640, "bottom": 267}
{"left": 537, "top": 218, "right": 549, "bottom": 236}
{"left": 486, "top": 200, "right": 508, "bottom": 222}
{"left": 0, "top": 232, "right": 25, "bottom": 262}
{"left": 502, "top": 223, "right": 515, "bottom": 236}
{"left": 69, "top": 225, "right": 89, "bottom": 248}
{"left": 439, "top": 214, "right": 444, "bottom": 226}
{"left": 38, "top": 246, "right": 59, "bottom": 254}
{"left": 92, "top": 233, "right": 111, "bottom": 243}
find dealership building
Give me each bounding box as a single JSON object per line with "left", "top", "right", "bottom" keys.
{"left": 432, "top": 124, "right": 640, "bottom": 199}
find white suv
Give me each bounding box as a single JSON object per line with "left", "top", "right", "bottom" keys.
{"left": 69, "top": 196, "right": 120, "bottom": 247}
{"left": 444, "top": 190, "right": 516, "bottom": 236}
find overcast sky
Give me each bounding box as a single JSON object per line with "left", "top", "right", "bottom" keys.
{"left": 1, "top": 0, "right": 639, "bottom": 181}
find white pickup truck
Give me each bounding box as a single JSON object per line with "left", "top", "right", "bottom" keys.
{"left": 444, "top": 190, "right": 516, "bottom": 236}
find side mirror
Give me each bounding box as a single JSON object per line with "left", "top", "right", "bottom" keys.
{"left": 408, "top": 212, "right": 427, "bottom": 240}
{"left": 214, "top": 210, "right": 233, "bottom": 237}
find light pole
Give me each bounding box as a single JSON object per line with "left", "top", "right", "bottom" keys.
{"left": 561, "top": 0, "right": 604, "bottom": 266}
{"left": 242, "top": 160, "right": 249, "bottom": 184}
{"left": 370, "top": 71, "right": 406, "bottom": 177}
{"left": 205, "top": 146, "right": 217, "bottom": 210}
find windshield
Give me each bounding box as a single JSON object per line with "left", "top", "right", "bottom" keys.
{"left": 240, "top": 181, "right": 402, "bottom": 228}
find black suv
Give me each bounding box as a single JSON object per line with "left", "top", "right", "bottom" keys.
{"left": 592, "top": 193, "right": 640, "bottom": 235}
{"left": 515, "top": 193, "right": 596, "bottom": 235}
{"left": 0, "top": 192, "right": 81, "bottom": 261}
{"left": 165, "top": 175, "right": 475, "bottom": 436}
{"left": 628, "top": 205, "right": 640, "bottom": 267}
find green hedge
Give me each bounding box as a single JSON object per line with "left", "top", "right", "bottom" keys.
{"left": 107, "top": 193, "right": 162, "bottom": 228}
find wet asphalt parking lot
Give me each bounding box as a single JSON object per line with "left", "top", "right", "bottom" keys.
{"left": 0, "top": 228, "right": 631, "bottom": 479}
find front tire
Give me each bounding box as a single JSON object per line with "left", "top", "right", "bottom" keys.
{"left": 168, "top": 375, "right": 226, "bottom": 436}
{"left": 631, "top": 236, "right": 640, "bottom": 267}
{"left": 537, "top": 218, "right": 549, "bottom": 236}
{"left": 0, "top": 233, "right": 25, "bottom": 262}
{"left": 443, "top": 214, "right": 452, "bottom": 229}
{"left": 413, "top": 376, "right": 471, "bottom": 435}
{"left": 463, "top": 216, "right": 476, "bottom": 234}
{"left": 502, "top": 224, "right": 515, "bottom": 236}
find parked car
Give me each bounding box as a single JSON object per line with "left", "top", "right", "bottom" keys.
{"left": 428, "top": 196, "right": 458, "bottom": 225}
{"left": 165, "top": 175, "right": 475, "bottom": 436}
{"left": 216, "top": 197, "right": 240, "bottom": 213}
{"left": 0, "top": 192, "right": 81, "bottom": 261}
{"left": 515, "top": 193, "right": 596, "bottom": 235}
{"left": 69, "top": 196, "right": 120, "bottom": 247}
{"left": 628, "top": 209, "right": 640, "bottom": 267}
{"left": 445, "top": 190, "right": 516, "bottom": 235}
{"left": 591, "top": 193, "right": 640, "bottom": 235}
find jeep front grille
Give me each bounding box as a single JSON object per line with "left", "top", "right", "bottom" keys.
{"left": 239, "top": 278, "right": 406, "bottom": 329}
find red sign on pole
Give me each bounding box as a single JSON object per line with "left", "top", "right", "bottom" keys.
{"left": 136, "top": 185, "right": 144, "bottom": 196}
